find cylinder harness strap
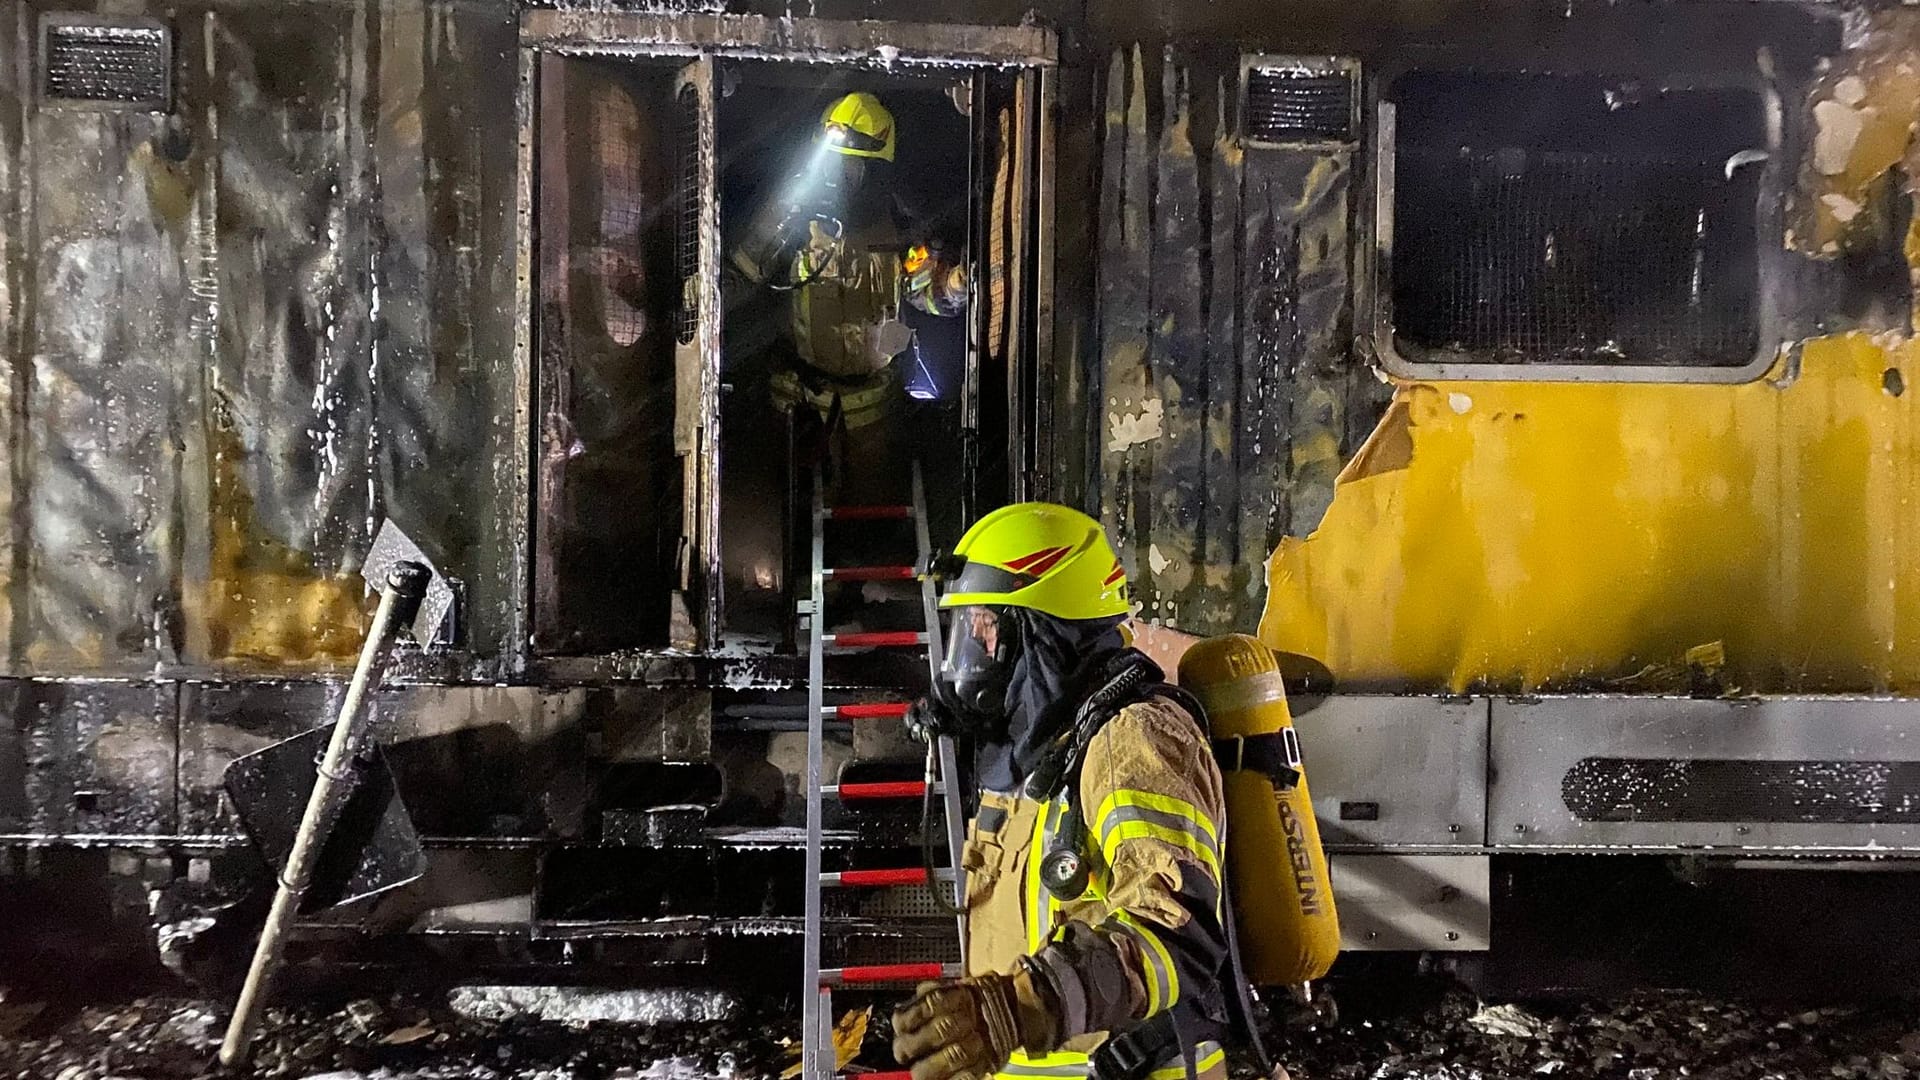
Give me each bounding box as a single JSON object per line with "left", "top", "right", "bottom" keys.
{"left": 1211, "top": 730, "right": 1302, "bottom": 792}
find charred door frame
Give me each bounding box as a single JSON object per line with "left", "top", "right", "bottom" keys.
{"left": 512, "top": 13, "right": 1056, "bottom": 676}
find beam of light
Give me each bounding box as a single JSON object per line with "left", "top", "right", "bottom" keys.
{"left": 782, "top": 139, "right": 838, "bottom": 208}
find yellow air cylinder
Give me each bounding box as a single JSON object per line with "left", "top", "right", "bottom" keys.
{"left": 1178, "top": 633, "right": 1340, "bottom": 984}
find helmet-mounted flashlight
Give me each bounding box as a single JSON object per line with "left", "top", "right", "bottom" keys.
{"left": 820, "top": 120, "right": 889, "bottom": 156}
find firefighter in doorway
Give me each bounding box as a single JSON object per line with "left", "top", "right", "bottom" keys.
{"left": 896, "top": 504, "right": 1232, "bottom": 1080}
{"left": 728, "top": 91, "right": 967, "bottom": 490}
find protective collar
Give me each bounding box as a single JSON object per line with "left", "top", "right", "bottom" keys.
{"left": 975, "top": 610, "right": 1129, "bottom": 791}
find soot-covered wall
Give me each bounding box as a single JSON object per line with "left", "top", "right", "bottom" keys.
{"left": 1060, "top": 0, "right": 1872, "bottom": 669}
{"left": 0, "top": 0, "right": 519, "bottom": 676}
{"left": 0, "top": 0, "right": 1879, "bottom": 688}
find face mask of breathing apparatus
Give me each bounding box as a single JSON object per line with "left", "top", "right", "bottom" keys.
{"left": 935, "top": 604, "right": 1020, "bottom": 726}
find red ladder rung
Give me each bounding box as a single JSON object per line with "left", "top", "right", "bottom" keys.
{"left": 822, "top": 962, "right": 957, "bottom": 987}
{"left": 828, "top": 781, "right": 932, "bottom": 800}
{"left": 823, "top": 868, "right": 933, "bottom": 888}
{"left": 823, "top": 631, "right": 927, "bottom": 648}
{"left": 827, "top": 702, "right": 912, "bottom": 720}
{"left": 824, "top": 505, "right": 914, "bottom": 521}
{"left": 823, "top": 566, "right": 916, "bottom": 582}
{"left": 841, "top": 1071, "right": 914, "bottom": 1080}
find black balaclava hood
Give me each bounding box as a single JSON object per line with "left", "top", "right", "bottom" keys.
{"left": 974, "top": 609, "right": 1129, "bottom": 792}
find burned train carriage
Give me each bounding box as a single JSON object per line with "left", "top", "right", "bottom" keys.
{"left": 5, "top": 0, "right": 1920, "bottom": 981}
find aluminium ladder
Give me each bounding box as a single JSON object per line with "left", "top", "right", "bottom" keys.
{"left": 801, "top": 462, "right": 969, "bottom": 1080}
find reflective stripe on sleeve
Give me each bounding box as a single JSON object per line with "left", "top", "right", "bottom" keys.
{"left": 1094, "top": 791, "right": 1221, "bottom": 880}
{"left": 1112, "top": 911, "right": 1177, "bottom": 1015}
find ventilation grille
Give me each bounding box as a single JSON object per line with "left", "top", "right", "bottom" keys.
{"left": 1384, "top": 70, "right": 1767, "bottom": 371}
{"left": 42, "top": 19, "right": 170, "bottom": 110}
{"left": 1563, "top": 757, "right": 1920, "bottom": 824}
{"left": 674, "top": 84, "right": 701, "bottom": 346}
{"left": 1393, "top": 148, "right": 1760, "bottom": 366}
{"left": 1244, "top": 65, "right": 1355, "bottom": 145}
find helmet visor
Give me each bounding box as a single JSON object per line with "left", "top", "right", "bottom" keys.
{"left": 939, "top": 605, "right": 1016, "bottom": 718}
{"left": 945, "top": 559, "right": 1035, "bottom": 600}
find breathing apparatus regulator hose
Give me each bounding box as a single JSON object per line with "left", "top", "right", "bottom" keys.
{"left": 922, "top": 739, "right": 967, "bottom": 916}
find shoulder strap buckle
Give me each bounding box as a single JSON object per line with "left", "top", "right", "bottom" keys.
{"left": 1091, "top": 1009, "right": 1180, "bottom": 1080}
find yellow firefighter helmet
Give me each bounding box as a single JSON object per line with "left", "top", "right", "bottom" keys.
{"left": 940, "top": 503, "right": 1131, "bottom": 621}
{"left": 820, "top": 91, "right": 896, "bottom": 162}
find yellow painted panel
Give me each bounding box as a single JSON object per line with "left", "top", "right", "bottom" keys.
{"left": 1260, "top": 334, "right": 1920, "bottom": 694}
{"left": 185, "top": 421, "right": 368, "bottom": 670}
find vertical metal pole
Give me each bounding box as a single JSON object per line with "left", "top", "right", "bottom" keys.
{"left": 912, "top": 463, "right": 968, "bottom": 959}
{"left": 817, "top": 995, "right": 837, "bottom": 1080}
{"left": 692, "top": 53, "right": 725, "bottom": 648}
{"left": 783, "top": 409, "right": 801, "bottom": 655}
{"left": 1030, "top": 65, "right": 1058, "bottom": 504}
{"left": 510, "top": 47, "right": 539, "bottom": 673}
{"left": 218, "top": 563, "right": 429, "bottom": 1067}
{"left": 1005, "top": 71, "right": 1032, "bottom": 501}
{"left": 802, "top": 471, "right": 829, "bottom": 1080}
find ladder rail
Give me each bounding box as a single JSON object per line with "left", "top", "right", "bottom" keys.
{"left": 912, "top": 462, "right": 970, "bottom": 960}
{"left": 803, "top": 471, "right": 830, "bottom": 1080}
{"left": 801, "top": 460, "right": 968, "bottom": 1080}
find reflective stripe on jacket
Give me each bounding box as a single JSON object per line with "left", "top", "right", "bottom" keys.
{"left": 768, "top": 365, "right": 894, "bottom": 430}
{"left": 962, "top": 696, "right": 1229, "bottom": 1080}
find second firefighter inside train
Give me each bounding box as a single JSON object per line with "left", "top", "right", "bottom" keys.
{"left": 896, "top": 504, "right": 1233, "bottom": 1080}
{"left": 728, "top": 90, "right": 968, "bottom": 496}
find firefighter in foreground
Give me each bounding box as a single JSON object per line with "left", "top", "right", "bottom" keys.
{"left": 894, "top": 504, "right": 1235, "bottom": 1080}
{"left": 728, "top": 91, "right": 967, "bottom": 489}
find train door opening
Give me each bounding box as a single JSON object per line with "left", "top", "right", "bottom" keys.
{"left": 716, "top": 62, "right": 976, "bottom": 647}
{"left": 521, "top": 14, "right": 1055, "bottom": 660}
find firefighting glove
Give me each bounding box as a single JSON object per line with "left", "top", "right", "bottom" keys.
{"left": 904, "top": 695, "right": 966, "bottom": 745}
{"left": 799, "top": 219, "right": 845, "bottom": 279}
{"left": 892, "top": 967, "right": 1063, "bottom": 1080}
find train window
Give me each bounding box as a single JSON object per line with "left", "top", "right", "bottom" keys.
{"left": 1375, "top": 70, "right": 1777, "bottom": 381}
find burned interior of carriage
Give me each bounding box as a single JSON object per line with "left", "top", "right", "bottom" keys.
{"left": 526, "top": 20, "right": 1049, "bottom": 668}
{"left": 499, "top": 17, "right": 1053, "bottom": 951}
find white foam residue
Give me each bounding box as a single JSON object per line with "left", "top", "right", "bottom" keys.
{"left": 721, "top": 661, "right": 760, "bottom": 690}
{"left": 1468, "top": 1003, "right": 1549, "bottom": 1039}
{"left": 447, "top": 986, "right": 738, "bottom": 1027}
{"left": 299, "top": 1060, "right": 491, "bottom": 1068}
{"left": 1107, "top": 397, "right": 1165, "bottom": 452}
{"left": 1813, "top": 99, "right": 1866, "bottom": 176}
{"left": 1148, "top": 544, "right": 1171, "bottom": 576}
{"left": 626, "top": 1054, "right": 739, "bottom": 1080}
{"left": 1822, "top": 192, "right": 1864, "bottom": 223}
